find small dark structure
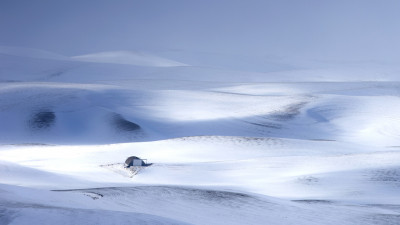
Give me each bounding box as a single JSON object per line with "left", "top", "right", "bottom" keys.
{"left": 124, "top": 156, "right": 148, "bottom": 168}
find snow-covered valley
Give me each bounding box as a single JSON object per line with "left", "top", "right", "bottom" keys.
{"left": 2, "top": 1, "right": 400, "bottom": 224}
{"left": 1, "top": 46, "right": 400, "bottom": 224}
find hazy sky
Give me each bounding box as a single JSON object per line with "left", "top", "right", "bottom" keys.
{"left": 1, "top": 0, "right": 399, "bottom": 61}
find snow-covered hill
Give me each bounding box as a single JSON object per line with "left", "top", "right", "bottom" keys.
{"left": 3, "top": 0, "right": 400, "bottom": 223}
{"left": 1, "top": 46, "right": 400, "bottom": 224}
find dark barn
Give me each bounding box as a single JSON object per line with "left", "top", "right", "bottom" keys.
{"left": 124, "top": 156, "right": 147, "bottom": 167}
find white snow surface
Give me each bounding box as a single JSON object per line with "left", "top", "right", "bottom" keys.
{"left": 1, "top": 47, "right": 400, "bottom": 224}
{"left": 72, "top": 51, "right": 188, "bottom": 67}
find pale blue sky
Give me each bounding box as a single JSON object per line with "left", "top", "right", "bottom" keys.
{"left": 1, "top": 0, "right": 399, "bottom": 61}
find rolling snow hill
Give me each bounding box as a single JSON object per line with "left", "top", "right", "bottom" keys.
{"left": 1, "top": 47, "right": 400, "bottom": 224}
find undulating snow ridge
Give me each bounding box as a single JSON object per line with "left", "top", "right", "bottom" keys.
{"left": 1, "top": 47, "right": 400, "bottom": 224}
{"left": 72, "top": 51, "right": 188, "bottom": 67}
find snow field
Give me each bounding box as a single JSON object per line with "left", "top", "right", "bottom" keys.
{"left": 1, "top": 48, "right": 400, "bottom": 224}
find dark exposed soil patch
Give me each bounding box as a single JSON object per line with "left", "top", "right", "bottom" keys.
{"left": 111, "top": 114, "right": 140, "bottom": 132}
{"left": 29, "top": 111, "right": 55, "bottom": 129}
